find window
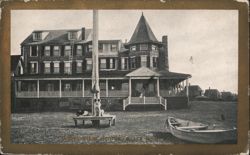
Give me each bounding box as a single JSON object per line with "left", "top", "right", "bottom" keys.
{"left": 64, "top": 46, "right": 72, "bottom": 56}
{"left": 33, "top": 32, "right": 42, "bottom": 41}
{"left": 153, "top": 57, "right": 158, "bottom": 68}
{"left": 64, "top": 83, "right": 71, "bottom": 91}
{"left": 152, "top": 45, "right": 157, "bottom": 51}
{"left": 111, "top": 44, "right": 117, "bottom": 51}
{"left": 140, "top": 44, "right": 148, "bottom": 50}
{"left": 103, "top": 44, "right": 110, "bottom": 52}
{"left": 99, "top": 43, "right": 103, "bottom": 52}
{"left": 130, "top": 57, "right": 136, "bottom": 69}
{"left": 121, "top": 57, "right": 128, "bottom": 70}
{"left": 76, "top": 61, "right": 82, "bottom": 73}
{"left": 76, "top": 45, "right": 82, "bottom": 56}
{"left": 130, "top": 46, "right": 136, "bottom": 51}
{"left": 64, "top": 62, "right": 72, "bottom": 74}
{"left": 88, "top": 44, "right": 92, "bottom": 52}
{"left": 100, "top": 81, "right": 106, "bottom": 91}
{"left": 110, "top": 58, "right": 115, "bottom": 69}
{"left": 100, "top": 59, "right": 106, "bottom": 69}
{"left": 30, "top": 62, "right": 38, "bottom": 74}
{"left": 53, "top": 46, "right": 60, "bottom": 56}
{"left": 53, "top": 62, "right": 60, "bottom": 74}
{"left": 68, "top": 31, "right": 77, "bottom": 40}
{"left": 86, "top": 59, "right": 92, "bottom": 70}
{"left": 44, "top": 62, "right": 51, "bottom": 74}
{"left": 44, "top": 46, "right": 50, "bottom": 56}
{"left": 141, "top": 55, "right": 147, "bottom": 67}
{"left": 30, "top": 46, "right": 38, "bottom": 57}
{"left": 76, "top": 83, "right": 82, "bottom": 91}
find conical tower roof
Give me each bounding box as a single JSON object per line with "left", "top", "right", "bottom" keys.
{"left": 128, "top": 13, "right": 159, "bottom": 44}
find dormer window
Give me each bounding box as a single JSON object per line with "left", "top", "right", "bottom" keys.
{"left": 33, "top": 32, "right": 42, "bottom": 41}
{"left": 68, "top": 31, "right": 77, "bottom": 40}
{"left": 140, "top": 44, "right": 148, "bottom": 51}
{"left": 130, "top": 46, "right": 136, "bottom": 51}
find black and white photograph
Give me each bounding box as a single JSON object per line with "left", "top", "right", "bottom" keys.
{"left": 10, "top": 9, "right": 238, "bottom": 144}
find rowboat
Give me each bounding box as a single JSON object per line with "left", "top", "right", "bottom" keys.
{"left": 165, "top": 117, "right": 237, "bottom": 143}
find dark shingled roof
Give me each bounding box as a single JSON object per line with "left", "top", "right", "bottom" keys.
{"left": 128, "top": 13, "right": 159, "bottom": 44}
{"left": 21, "top": 28, "right": 92, "bottom": 45}
{"left": 158, "top": 70, "right": 191, "bottom": 79}
{"left": 11, "top": 55, "right": 21, "bottom": 72}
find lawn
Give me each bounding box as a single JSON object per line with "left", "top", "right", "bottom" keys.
{"left": 11, "top": 101, "right": 237, "bottom": 144}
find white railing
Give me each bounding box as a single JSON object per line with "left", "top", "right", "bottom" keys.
{"left": 61, "top": 91, "right": 82, "bottom": 97}
{"left": 40, "top": 91, "right": 60, "bottom": 97}
{"left": 16, "top": 91, "right": 37, "bottom": 98}
{"left": 109, "top": 90, "right": 128, "bottom": 97}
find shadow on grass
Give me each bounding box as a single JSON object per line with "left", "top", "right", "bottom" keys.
{"left": 61, "top": 124, "right": 112, "bottom": 129}
{"left": 150, "top": 131, "right": 187, "bottom": 143}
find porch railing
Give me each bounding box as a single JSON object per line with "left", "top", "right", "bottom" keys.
{"left": 108, "top": 90, "right": 128, "bottom": 97}
{"left": 16, "top": 91, "right": 37, "bottom": 98}
{"left": 40, "top": 91, "right": 60, "bottom": 97}
{"left": 61, "top": 91, "right": 82, "bottom": 97}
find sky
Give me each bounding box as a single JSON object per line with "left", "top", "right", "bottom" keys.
{"left": 11, "top": 10, "right": 238, "bottom": 93}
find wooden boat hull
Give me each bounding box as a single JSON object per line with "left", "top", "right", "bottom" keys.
{"left": 166, "top": 117, "right": 237, "bottom": 143}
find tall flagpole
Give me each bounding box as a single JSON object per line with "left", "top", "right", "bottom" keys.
{"left": 92, "top": 10, "right": 101, "bottom": 116}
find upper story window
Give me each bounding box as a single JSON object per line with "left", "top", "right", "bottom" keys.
{"left": 151, "top": 45, "right": 157, "bottom": 51}
{"left": 130, "top": 46, "right": 136, "bottom": 51}
{"left": 76, "top": 61, "right": 82, "bottom": 73}
{"left": 130, "top": 57, "right": 136, "bottom": 69}
{"left": 87, "top": 44, "right": 92, "bottom": 52}
{"left": 46, "top": 83, "right": 54, "bottom": 91}
{"left": 64, "top": 83, "right": 72, "bottom": 91}
{"left": 110, "top": 58, "right": 115, "bottom": 69}
{"left": 29, "top": 61, "right": 38, "bottom": 74}
{"left": 121, "top": 57, "right": 128, "bottom": 70}
{"left": 44, "top": 62, "right": 51, "bottom": 74}
{"left": 86, "top": 59, "right": 92, "bottom": 70}
{"left": 140, "top": 44, "right": 148, "bottom": 51}
{"left": 99, "top": 43, "right": 103, "bottom": 53}
{"left": 76, "top": 45, "right": 82, "bottom": 56}
{"left": 153, "top": 57, "right": 158, "bottom": 68}
{"left": 44, "top": 46, "right": 50, "bottom": 56}
{"left": 30, "top": 46, "right": 38, "bottom": 57}
{"left": 64, "top": 61, "right": 72, "bottom": 74}
{"left": 103, "top": 44, "right": 110, "bottom": 52}
{"left": 68, "top": 31, "right": 77, "bottom": 40}
{"left": 53, "top": 46, "right": 60, "bottom": 56}
{"left": 111, "top": 44, "right": 117, "bottom": 52}
{"left": 53, "top": 61, "right": 60, "bottom": 74}
{"left": 64, "top": 45, "right": 72, "bottom": 56}
{"left": 33, "top": 32, "right": 42, "bottom": 41}
{"left": 100, "top": 59, "right": 107, "bottom": 69}
{"left": 141, "top": 55, "right": 147, "bottom": 67}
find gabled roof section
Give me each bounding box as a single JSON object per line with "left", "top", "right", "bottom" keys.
{"left": 128, "top": 13, "right": 159, "bottom": 44}
{"left": 21, "top": 28, "right": 92, "bottom": 45}
{"left": 126, "top": 67, "right": 160, "bottom": 77}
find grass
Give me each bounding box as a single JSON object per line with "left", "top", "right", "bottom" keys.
{"left": 11, "top": 101, "right": 237, "bottom": 144}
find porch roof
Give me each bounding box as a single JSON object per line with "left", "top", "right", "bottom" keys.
{"left": 126, "top": 67, "right": 191, "bottom": 79}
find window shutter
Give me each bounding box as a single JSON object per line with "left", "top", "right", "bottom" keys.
{"left": 113, "top": 58, "right": 116, "bottom": 69}
{"left": 50, "top": 62, "right": 54, "bottom": 73}
{"left": 61, "top": 46, "right": 64, "bottom": 56}
{"left": 50, "top": 45, "right": 53, "bottom": 56}
{"left": 60, "top": 62, "right": 64, "bottom": 74}
{"left": 82, "top": 60, "right": 86, "bottom": 71}
{"left": 106, "top": 58, "right": 110, "bottom": 69}
{"left": 136, "top": 57, "right": 141, "bottom": 68}
{"left": 41, "top": 63, "right": 44, "bottom": 74}
{"left": 72, "top": 61, "right": 76, "bottom": 74}
{"left": 128, "top": 57, "right": 131, "bottom": 69}
{"left": 118, "top": 58, "right": 121, "bottom": 70}
{"left": 41, "top": 46, "right": 44, "bottom": 57}
{"left": 27, "top": 63, "right": 31, "bottom": 74}
{"left": 73, "top": 45, "right": 76, "bottom": 56}
{"left": 147, "top": 56, "right": 150, "bottom": 67}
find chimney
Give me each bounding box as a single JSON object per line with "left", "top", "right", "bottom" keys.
{"left": 81, "top": 27, "right": 85, "bottom": 40}
{"left": 162, "top": 35, "right": 169, "bottom": 71}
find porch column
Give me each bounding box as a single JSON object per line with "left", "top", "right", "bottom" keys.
{"left": 82, "top": 79, "right": 85, "bottom": 97}
{"left": 157, "top": 77, "right": 160, "bottom": 97}
{"left": 129, "top": 78, "right": 131, "bottom": 103}
{"left": 59, "top": 79, "right": 62, "bottom": 98}
{"left": 106, "top": 79, "right": 108, "bottom": 97}
{"left": 186, "top": 79, "right": 189, "bottom": 98}
{"left": 37, "top": 80, "right": 39, "bottom": 98}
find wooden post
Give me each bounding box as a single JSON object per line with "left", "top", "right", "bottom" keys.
{"left": 37, "top": 80, "right": 39, "bottom": 98}
{"left": 82, "top": 79, "right": 85, "bottom": 97}
{"left": 59, "top": 79, "right": 62, "bottom": 98}
{"left": 186, "top": 79, "right": 189, "bottom": 98}
{"left": 129, "top": 78, "right": 131, "bottom": 104}
{"left": 106, "top": 79, "right": 108, "bottom": 97}
{"left": 157, "top": 77, "right": 160, "bottom": 97}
